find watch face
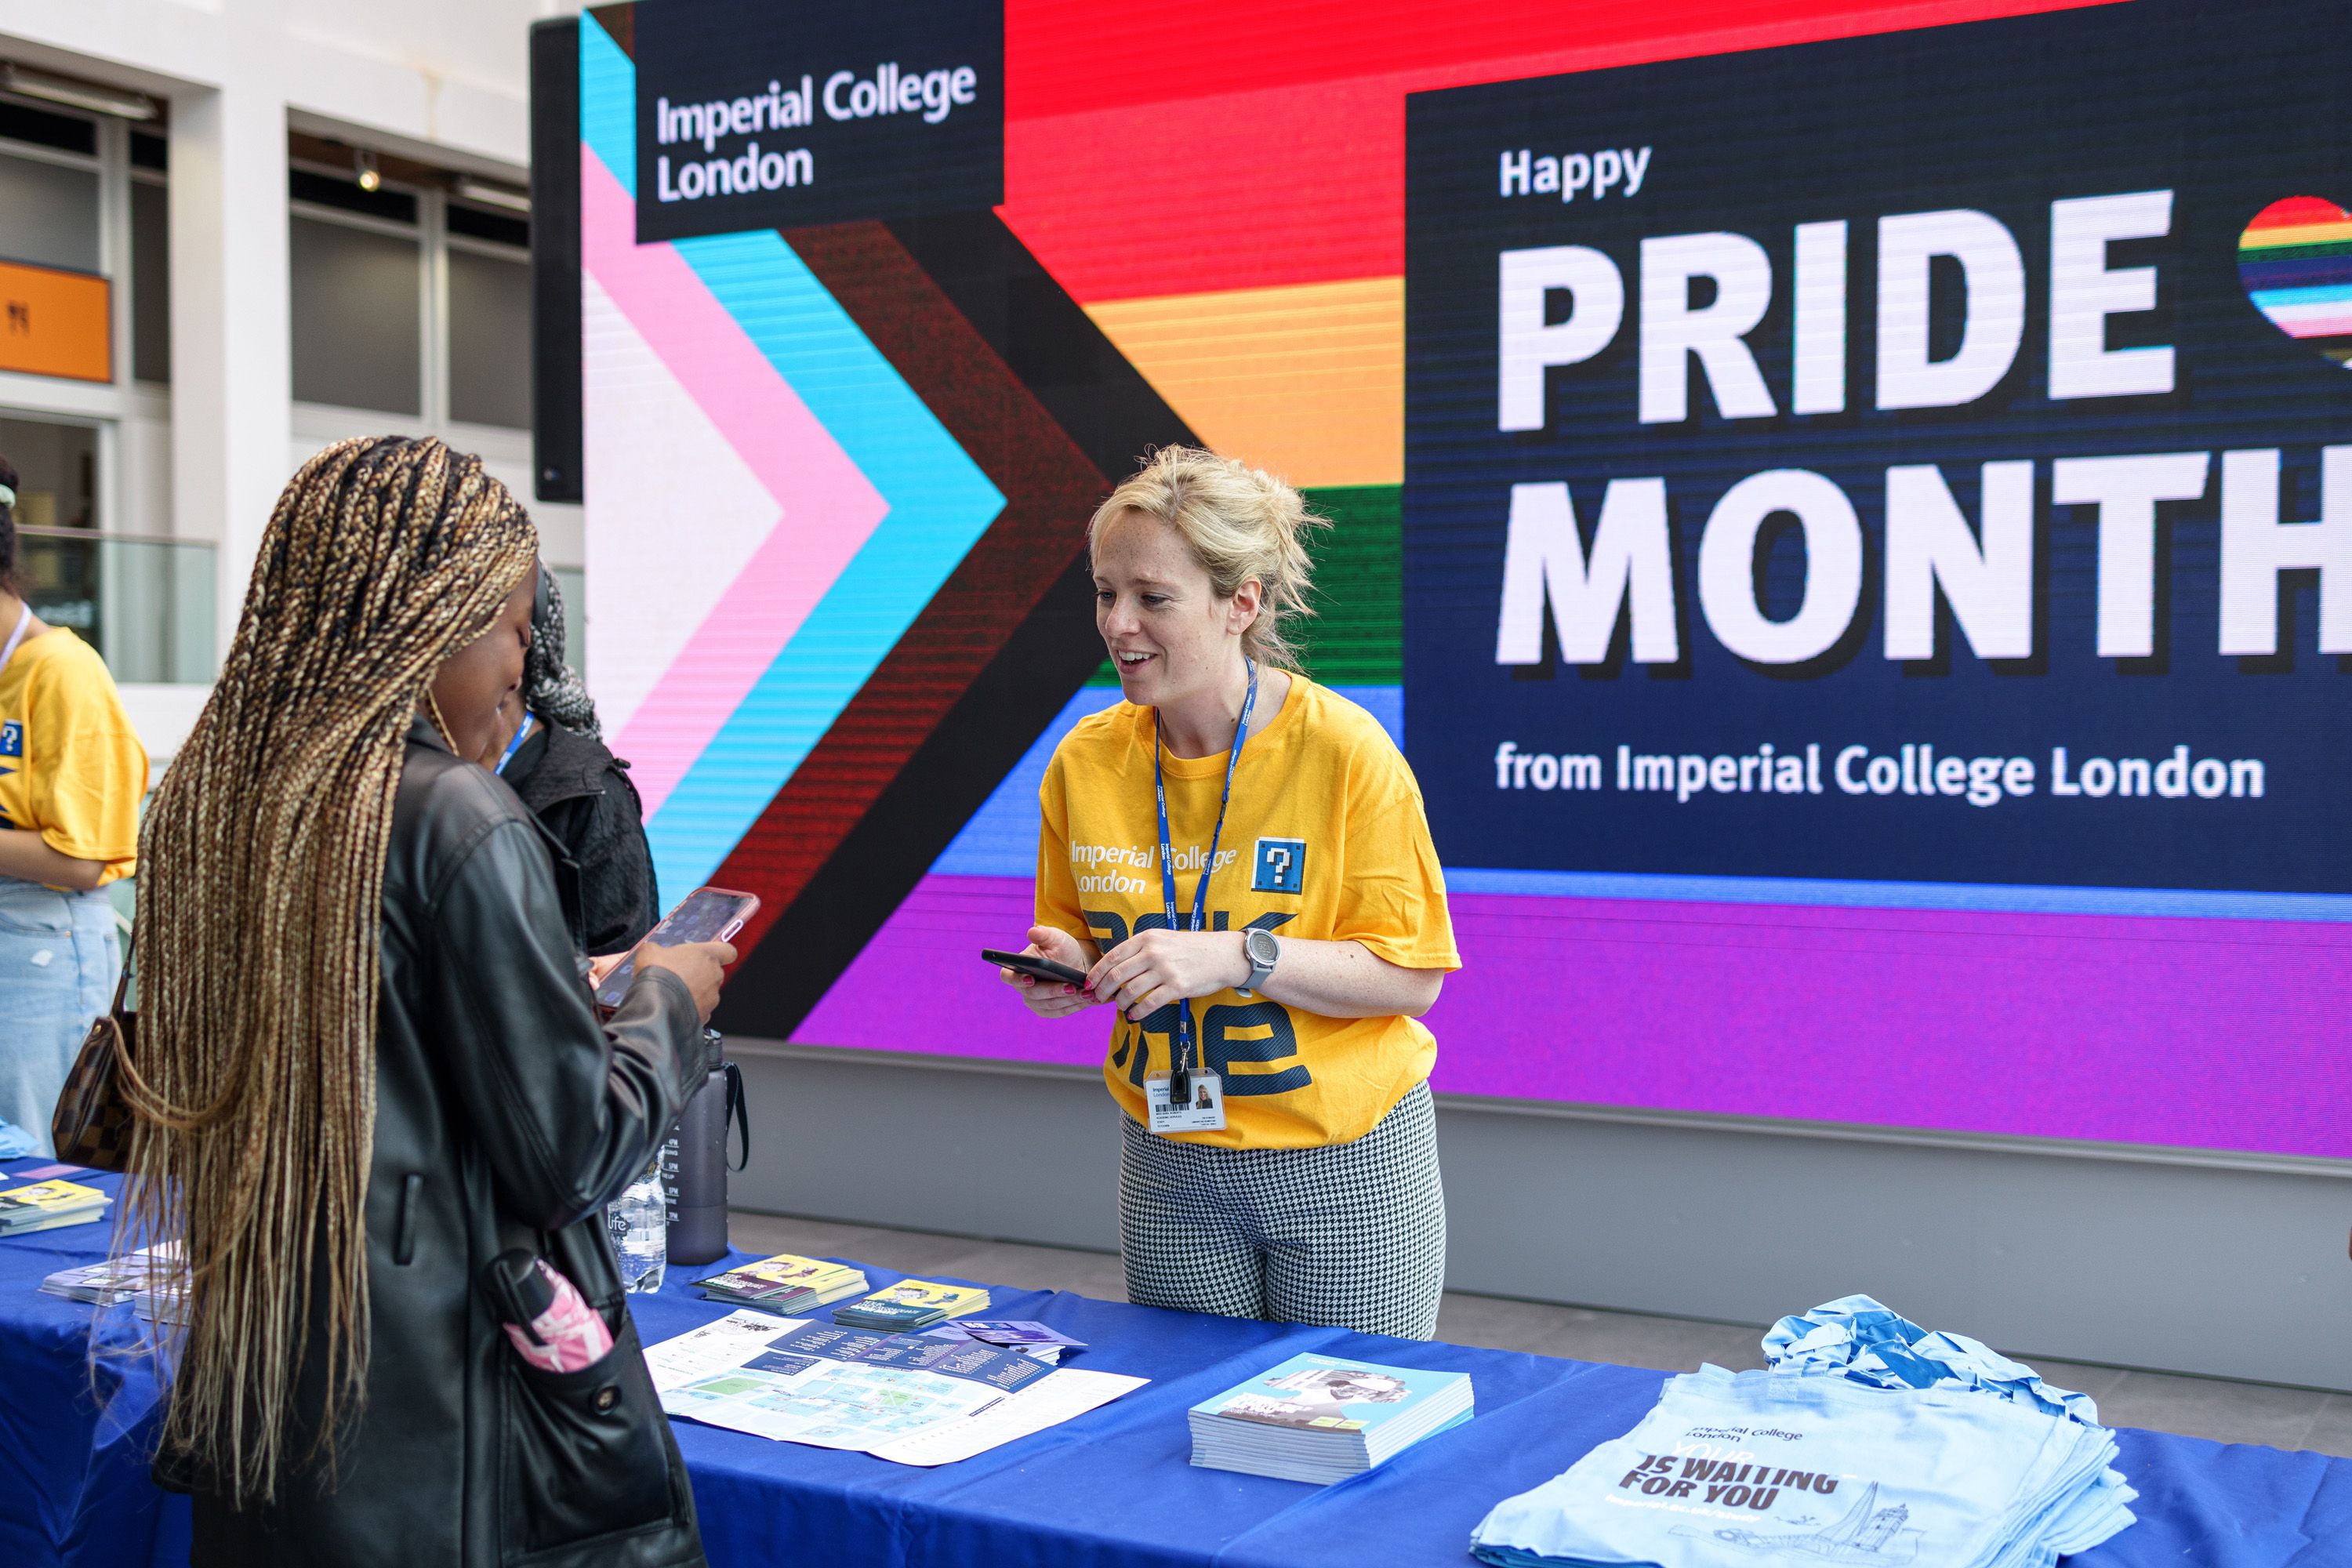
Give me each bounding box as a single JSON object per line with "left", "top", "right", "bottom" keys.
{"left": 1247, "top": 928, "right": 1278, "bottom": 967}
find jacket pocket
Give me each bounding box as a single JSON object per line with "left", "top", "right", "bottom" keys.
{"left": 394, "top": 1173, "right": 423, "bottom": 1265}
{"left": 500, "top": 1312, "right": 678, "bottom": 1557}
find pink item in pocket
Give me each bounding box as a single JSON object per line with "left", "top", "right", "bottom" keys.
{"left": 495, "top": 1255, "right": 615, "bottom": 1374}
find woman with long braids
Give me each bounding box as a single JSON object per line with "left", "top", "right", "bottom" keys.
{"left": 477, "top": 566, "right": 659, "bottom": 954}
{"left": 120, "top": 437, "right": 733, "bottom": 1566}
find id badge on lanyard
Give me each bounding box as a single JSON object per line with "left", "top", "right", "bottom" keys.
{"left": 1146, "top": 661, "right": 1258, "bottom": 1136}
{"left": 1145, "top": 1069, "right": 1226, "bottom": 1134}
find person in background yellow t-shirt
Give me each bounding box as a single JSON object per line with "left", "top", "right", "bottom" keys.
{"left": 0, "top": 454, "right": 148, "bottom": 1156}
{"left": 1000, "top": 447, "right": 1461, "bottom": 1339}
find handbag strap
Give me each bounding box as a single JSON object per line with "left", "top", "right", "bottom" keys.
{"left": 106, "top": 933, "right": 132, "bottom": 1016}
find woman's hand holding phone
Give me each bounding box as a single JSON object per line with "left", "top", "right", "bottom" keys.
{"left": 636, "top": 940, "right": 736, "bottom": 1026}
{"left": 1001, "top": 925, "right": 1101, "bottom": 1018}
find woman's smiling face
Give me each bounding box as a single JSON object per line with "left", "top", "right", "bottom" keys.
{"left": 1092, "top": 509, "right": 1254, "bottom": 709}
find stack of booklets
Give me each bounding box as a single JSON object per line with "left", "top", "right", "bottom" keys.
{"left": 135, "top": 1278, "right": 190, "bottom": 1327}
{"left": 0, "top": 1178, "right": 111, "bottom": 1236}
{"left": 1189, "top": 1352, "right": 1475, "bottom": 1483}
{"left": 692, "top": 1254, "right": 869, "bottom": 1316}
{"left": 41, "top": 1242, "right": 183, "bottom": 1305}
{"left": 832, "top": 1279, "right": 991, "bottom": 1330}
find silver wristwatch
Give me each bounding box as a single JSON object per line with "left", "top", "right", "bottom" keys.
{"left": 1240, "top": 927, "right": 1280, "bottom": 997}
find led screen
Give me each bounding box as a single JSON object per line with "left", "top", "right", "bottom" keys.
{"left": 549, "top": 0, "right": 2352, "bottom": 1160}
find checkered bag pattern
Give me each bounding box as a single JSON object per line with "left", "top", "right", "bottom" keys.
{"left": 1120, "top": 1082, "right": 1446, "bottom": 1339}
{"left": 50, "top": 952, "right": 136, "bottom": 1174}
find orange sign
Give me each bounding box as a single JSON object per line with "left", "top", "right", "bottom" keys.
{"left": 0, "top": 260, "right": 109, "bottom": 383}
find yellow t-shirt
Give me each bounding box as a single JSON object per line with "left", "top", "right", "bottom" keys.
{"left": 0, "top": 627, "right": 147, "bottom": 886}
{"left": 1036, "top": 674, "right": 1460, "bottom": 1149}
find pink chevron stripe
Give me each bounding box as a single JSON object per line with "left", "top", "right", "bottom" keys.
{"left": 581, "top": 147, "right": 888, "bottom": 815}
{"left": 2278, "top": 314, "right": 2352, "bottom": 339}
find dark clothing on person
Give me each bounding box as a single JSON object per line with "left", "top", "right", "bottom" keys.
{"left": 172, "top": 719, "right": 712, "bottom": 1568}
{"left": 501, "top": 717, "right": 660, "bottom": 956}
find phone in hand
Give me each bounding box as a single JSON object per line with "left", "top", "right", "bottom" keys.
{"left": 595, "top": 886, "right": 760, "bottom": 1011}
{"left": 982, "top": 948, "right": 1091, "bottom": 989}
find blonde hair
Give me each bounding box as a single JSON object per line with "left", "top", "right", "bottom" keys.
{"left": 1088, "top": 446, "right": 1329, "bottom": 670}
{"left": 122, "top": 437, "right": 537, "bottom": 1505}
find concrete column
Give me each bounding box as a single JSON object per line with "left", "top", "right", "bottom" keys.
{"left": 168, "top": 76, "right": 290, "bottom": 661}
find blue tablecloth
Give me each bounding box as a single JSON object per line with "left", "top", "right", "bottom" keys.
{"left": 2, "top": 1160, "right": 2347, "bottom": 1567}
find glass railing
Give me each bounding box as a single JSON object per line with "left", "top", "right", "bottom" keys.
{"left": 17, "top": 526, "right": 216, "bottom": 684}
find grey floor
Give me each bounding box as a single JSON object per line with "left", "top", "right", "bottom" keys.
{"left": 730, "top": 1208, "right": 2352, "bottom": 1460}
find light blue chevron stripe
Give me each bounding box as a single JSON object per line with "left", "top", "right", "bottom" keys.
{"left": 579, "top": 14, "right": 634, "bottom": 196}
{"left": 644, "top": 232, "right": 1004, "bottom": 896}
{"left": 573, "top": 25, "right": 1004, "bottom": 898}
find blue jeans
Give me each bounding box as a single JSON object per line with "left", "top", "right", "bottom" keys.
{"left": 0, "top": 876, "right": 120, "bottom": 1158}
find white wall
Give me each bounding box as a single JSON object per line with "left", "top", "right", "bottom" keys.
{"left": 0, "top": 0, "right": 576, "bottom": 659}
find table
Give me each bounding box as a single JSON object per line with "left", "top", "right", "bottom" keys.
{"left": 2, "top": 1160, "right": 2345, "bottom": 1567}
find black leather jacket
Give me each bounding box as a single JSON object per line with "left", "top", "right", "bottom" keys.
{"left": 176, "top": 720, "right": 712, "bottom": 1568}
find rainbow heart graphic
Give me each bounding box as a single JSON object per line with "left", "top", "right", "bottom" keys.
{"left": 2239, "top": 196, "right": 2352, "bottom": 367}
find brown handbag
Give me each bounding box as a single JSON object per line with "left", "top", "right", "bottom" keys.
{"left": 51, "top": 942, "right": 138, "bottom": 1174}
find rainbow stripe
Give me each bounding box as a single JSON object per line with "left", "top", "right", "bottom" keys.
{"left": 2240, "top": 196, "right": 2352, "bottom": 365}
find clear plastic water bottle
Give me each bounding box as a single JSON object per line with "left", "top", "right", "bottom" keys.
{"left": 607, "top": 1164, "right": 667, "bottom": 1294}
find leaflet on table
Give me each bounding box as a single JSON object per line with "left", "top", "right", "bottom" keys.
{"left": 643, "top": 1308, "right": 1144, "bottom": 1461}
{"left": 921, "top": 1319, "right": 1087, "bottom": 1360}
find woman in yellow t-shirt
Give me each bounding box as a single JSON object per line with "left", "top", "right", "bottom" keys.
{"left": 1001, "top": 447, "right": 1461, "bottom": 1338}
{"left": 0, "top": 454, "right": 148, "bottom": 1155}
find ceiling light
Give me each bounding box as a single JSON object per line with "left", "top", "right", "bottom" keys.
{"left": 455, "top": 178, "right": 530, "bottom": 215}
{"left": 0, "top": 63, "right": 156, "bottom": 121}
{"left": 354, "top": 149, "right": 380, "bottom": 193}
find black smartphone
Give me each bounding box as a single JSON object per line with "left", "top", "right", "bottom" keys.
{"left": 982, "top": 948, "right": 1091, "bottom": 989}
{"left": 596, "top": 886, "right": 760, "bottom": 1010}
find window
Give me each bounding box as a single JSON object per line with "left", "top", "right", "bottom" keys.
{"left": 130, "top": 176, "right": 168, "bottom": 383}
{"left": 287, "top": 165, "right": 531, "bottom": 431}
{"left": 289, "top": 213, "right": 422, "bottom": 415}
{"left": 0, "top": 147, "right": 99, "bottom": 274}
{"left": 448, "top": 242, "right": 530, "bottom": 429}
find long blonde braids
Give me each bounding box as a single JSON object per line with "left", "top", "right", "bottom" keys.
{"left": 119, "top": 437, "right": 537, "bottom": 1505}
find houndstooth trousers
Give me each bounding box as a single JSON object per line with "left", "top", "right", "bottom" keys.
{"left": 1118, "top": 1081, "right": 1446, "bottom": 1339}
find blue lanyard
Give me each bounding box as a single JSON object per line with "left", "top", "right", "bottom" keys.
{"left": 1152, "top": 659, "right": 1258, "bottom": 1093}
{"left": 494, "top": 712, "right": 535, "bottom": 775}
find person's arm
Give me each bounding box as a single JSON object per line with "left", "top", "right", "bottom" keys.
{"left": 426, "top": 815, "right": 711, "bottom": 1229}
{"left": 11, "top": 646, "right": 144, "bottom": 891}
{"left": 0, "top": 831, "right": 107, "bottom": 890}
{"left": 1087, "top": 930, "right": 1439, "bottom": 1022}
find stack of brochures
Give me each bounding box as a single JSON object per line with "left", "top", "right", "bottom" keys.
{"left": 0, "top": 1178, "right": 111, "bottom": 1236}
{"left": 923, "top": 1319, "right": 1087, "bottom": 1364}
{"left": 135, "top": 1279, "right": 190, "bottom": 1327}
{"left": 41, "top": 1242, "right": 183, "bottom": 1305}
{"left": 1189, "top": 1352, "right": 1475, "bottom": 1484}
{"left": 693, "top": 1254, "right": 869, "bottom": 1316}
{"left": 833, "top": 1279, "right": 992, "bottom": 1330}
